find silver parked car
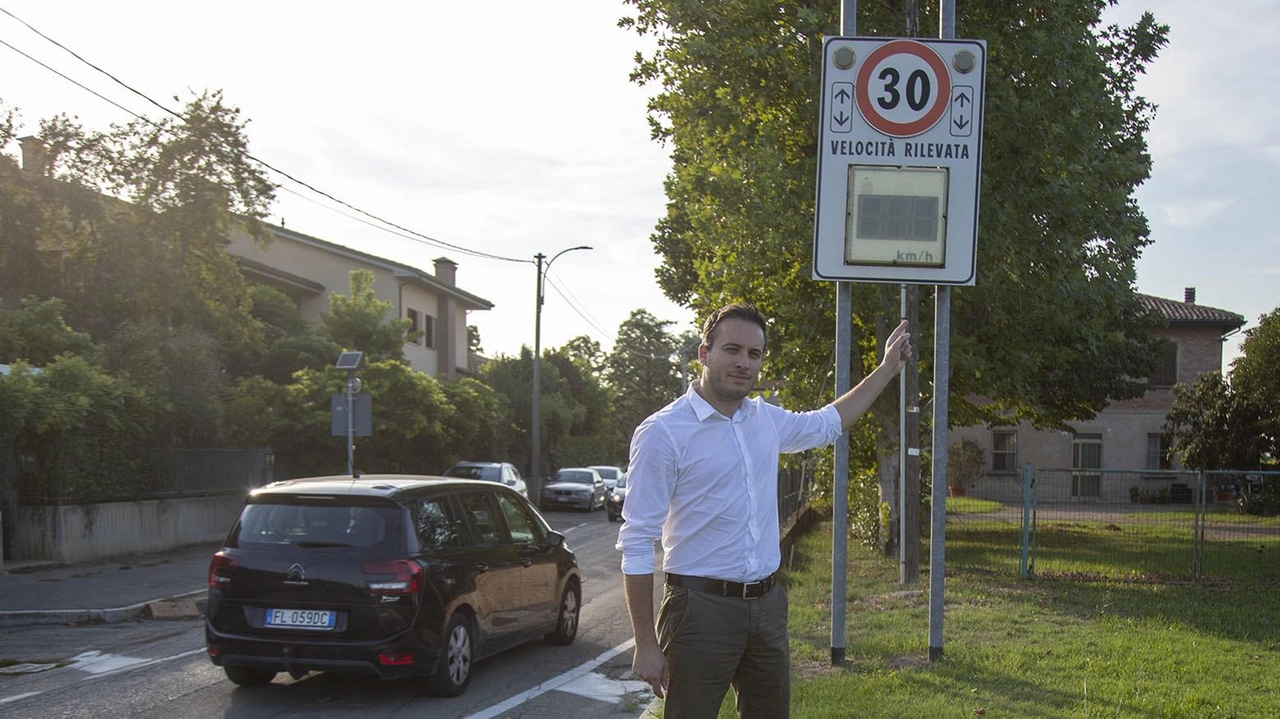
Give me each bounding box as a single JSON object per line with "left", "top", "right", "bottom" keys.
{"left": 540, "top": 468, "right": 607, "bottom": 512}
{"left": 442, "top": 461, "right": 527, "bottom": 498}
{"left": 587, "top": 465, "right": 627, "bottom": 491}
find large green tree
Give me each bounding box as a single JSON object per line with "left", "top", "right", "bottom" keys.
{"left": 622, "top": 0, "right": 1168, "bottom": 539}
{"left": 1229, "top": 307, "right": 1280, "bottom": 460}
{"left": 322, "top": 269, "right": 419, "bottom": 361}
{"left": 605, "top": 310, "right": 686, "bottom": 460}
{"left": 1165, "top": 373, "right": 1270, "bottom": 471}
{"left": 18, "top": 92, "right": 276, "bottom": 355}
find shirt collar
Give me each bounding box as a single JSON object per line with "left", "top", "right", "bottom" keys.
{"left": 686, "top": 380, "right": 758, "bottom": 422}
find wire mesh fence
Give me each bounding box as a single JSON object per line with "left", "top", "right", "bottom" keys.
{"left": 944, "top": 467, "right": 1280, "bottom": 584}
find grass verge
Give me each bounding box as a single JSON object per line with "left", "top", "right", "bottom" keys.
{"left": 672, "top": 519, "right": 1280, "bottom": 718}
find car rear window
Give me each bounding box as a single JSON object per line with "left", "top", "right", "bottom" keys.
{"left": 231, "top": 500, "right": 402, "bottom": 550}
{"left": 557, "top": 471, "right": 594, "bottom": 485}
{"left": 444, "top": 464, "right": 501, "bottom": 481}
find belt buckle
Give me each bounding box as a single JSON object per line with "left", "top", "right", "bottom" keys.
{"left": 741, "top": 579, "right": 762, "bottom": 599}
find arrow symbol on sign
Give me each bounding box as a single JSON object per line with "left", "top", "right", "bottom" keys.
{"left": 953, "top": 116, "right": 970, "bottom": 130}
{"left": 954, "top": 91, "right": 970, "bottom": 108}
{"left": 835, "top": 88, "right": 851, "bottom": 102}
{"left": 834, "top": 112, "right": 849, "bottom": 127}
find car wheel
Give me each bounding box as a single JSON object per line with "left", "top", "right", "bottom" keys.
{"left": 608, "top": 511, "right": 618, "bottom": 523}
{"left": 224, "top": 666, "right": 276, "bottom": 687}
{"left": 544, "top": 581, "right": 580, "bottom": 646}
{"left": 428, "top": 612, "right": 475, "bottom": 697}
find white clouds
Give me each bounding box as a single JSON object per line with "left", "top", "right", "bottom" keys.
{"left": 1159, "top": 197, "right": 1236, "bottom": 227}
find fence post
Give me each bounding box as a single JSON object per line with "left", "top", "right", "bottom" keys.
{"left": 1020, "top": 463, "right": 1034, "bottom": 579}
{"left": 1192, "top": 470, "right": 1205, "bottom": 579}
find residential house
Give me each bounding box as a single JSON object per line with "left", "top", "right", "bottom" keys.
{"left": 227, "top": 225, "right": 493, "bottom": 379}
{"left": 949, "top": 288, "right": 1245, "bottom": 502}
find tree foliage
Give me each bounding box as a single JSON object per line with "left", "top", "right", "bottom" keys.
{"left": 621, "top": 0, "right": 1169, "bottom": 544}
{"left": 0, "top": 297, "right": 95, "bottom": 365}
{"left": 322, "top": 269, "right": 418, "bottom": 361}
{"left": 1165, "top": 372, "right": 1270, "bottom": 471}
{"left": 605, "top": 310, "right": 684, "bottom": 459}
{"left": 16, "top": 92, "right": 276, "bottom": 355}
{"left": 620, "top": 0, "right": 1167, "bottom": 428}
{"left": 1229, "top": 307, "right": 1280, "bottom": 458}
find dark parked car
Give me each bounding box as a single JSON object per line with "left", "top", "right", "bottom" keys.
{"left": 540, "top": 468, "right": 606, "bottom": 512}
{"left": 205, "top": 474, "right": 580, "bottom": 697}
{"left": 606, "top": 473, "right": 628, "bottom": 523}
{"left": 442, "top": 461, "right": 527, "bottom": 498}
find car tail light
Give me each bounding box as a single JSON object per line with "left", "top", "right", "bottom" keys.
{"left": 207, "top": 643, "right": 220, "bottom": 657}
{"left": 362, "top": 559, "right": 422, "bottom": 595}
{"left": 378, "top": 652, "right": 415, "bottom": 666}
{"left": 208, "top": 551, "right": 238, "bottom": 587}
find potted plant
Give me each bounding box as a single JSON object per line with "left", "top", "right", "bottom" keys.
{"left": 947, "top": 439, "right": 985, "bottom": 497}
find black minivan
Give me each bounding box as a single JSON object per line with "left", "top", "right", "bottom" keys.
{"left": 205, "top": 475, "right": 580, "bottom": 697}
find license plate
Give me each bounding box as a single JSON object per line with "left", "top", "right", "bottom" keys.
{"left": 264, "top": 608, "right": 335, "bottom": 629}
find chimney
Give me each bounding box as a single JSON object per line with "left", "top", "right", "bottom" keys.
{"left": 18, "top": 136, "right": 46, "bottom": 174}
{"left": 433, "top": 257, "right": 457, "bottom": 286}
{"left": 1184, "top": 287, "right": 1196, "bottom": 304}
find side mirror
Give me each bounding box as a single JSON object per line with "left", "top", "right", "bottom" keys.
{"left": 546, "top": 531, "right": 565, "bottom": 549}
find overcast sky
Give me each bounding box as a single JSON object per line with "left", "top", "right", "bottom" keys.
{"left": 1, "top": 1, "right": 1274, "bottom": 371}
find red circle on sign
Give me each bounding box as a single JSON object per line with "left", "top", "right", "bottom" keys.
{"left": 855, "top": 40, "right": 952, "bottom": 138}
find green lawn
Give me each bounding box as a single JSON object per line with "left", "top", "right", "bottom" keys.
{"left": 652, "top": 518, "right": 1280, "bottom": 718}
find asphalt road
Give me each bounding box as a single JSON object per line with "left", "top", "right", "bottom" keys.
{"left": 0, "top": 507, "right": 658, "bottom": 719}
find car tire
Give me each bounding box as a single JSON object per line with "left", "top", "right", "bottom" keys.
{"left": 607, "top": 512, "right": 618, "bottom": 523}
{"left": 428, "top": 613, "right": 474, "bottom": 697}
{"left": 544, "top": 581, "right": 580, "bottom": 646}
{"left": 224, "top": 666, "right": 277, "bottom": 687}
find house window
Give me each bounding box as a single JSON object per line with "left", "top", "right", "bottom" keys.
{"left": 423, "top": 314, "right": 436, "bottom": 349}
{"left": 1071, "top": 433, "right": 1103, "bottom": 498}
{"left": 991, "top": 430, "right": 1018, "bottom": 473}
{"left": 1146, "top": 433, "right": 1171, "bottom": 471}
{"left": 1150, "top": 340, "right": 1177, "bottom": 387}
{"left": 406, "top": 308, "right": 423, "bottom": 346}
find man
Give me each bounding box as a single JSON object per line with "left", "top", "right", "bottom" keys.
{"left": 617, "top": 302, "right": 911, "bottom": 718}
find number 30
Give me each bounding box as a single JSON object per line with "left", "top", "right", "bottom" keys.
{"left": 876, "top": 67, "right": 931, "bottom": 112}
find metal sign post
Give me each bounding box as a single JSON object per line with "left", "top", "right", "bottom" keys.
{"left": 819, "top": 0, "right": 981, "bottom": 667}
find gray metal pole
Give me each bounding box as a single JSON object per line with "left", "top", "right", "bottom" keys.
{"left": 831, "top": 0, "right": 857, "bottom": 671}
{"left": 928, "top": 286, "right": 950, "bottom": 662}
{"left": 927, "top": 0, "right": 957, "bottom": 667}
{"left": 346, "top": 373, "right": 355, "bottom": 476}
{"left": 899, "top": 286, "right": 907, "bottom": 579}
{"left": 531, "top": 253, "right": 545, "bottom": 499}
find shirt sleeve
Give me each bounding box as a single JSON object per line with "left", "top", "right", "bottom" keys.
{"left": 771, "top": 403, "right": 844, "bottom": 454}
{"left": 615, "top": 416, "right": 677, "bottom": 575}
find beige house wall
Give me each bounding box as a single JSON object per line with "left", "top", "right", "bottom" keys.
{"left": 950, "top": 308, "right": 1239, "bottom": 501}
{"left": 226, "top": 227, "right": 490, "bottom": 379}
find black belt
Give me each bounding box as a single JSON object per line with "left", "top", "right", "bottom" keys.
{"left": 666, "top": 572, "right": 775, "bottom": 599}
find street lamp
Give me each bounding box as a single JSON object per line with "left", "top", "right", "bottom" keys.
{"left": 531, "top": 245, "right": 591, "bottom": 504}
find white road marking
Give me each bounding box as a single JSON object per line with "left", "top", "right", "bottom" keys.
{"left": 0, "top": 648, "right": 205, "bottom": 706}
{"left": 69, "top": 650, "right": 148, "bottom": 674}
{"left": 465, "top": 638, "right": 642, "bottom": 719}
{"left": 556, "top": 671, "right": 651, "bottom": 701}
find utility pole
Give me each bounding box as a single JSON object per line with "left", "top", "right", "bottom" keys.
{"left": 530, "top": 246, "right": 591, "bottom": 504}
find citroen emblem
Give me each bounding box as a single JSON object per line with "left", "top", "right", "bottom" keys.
{"left": 284, "top": 563, "right": 308, "bottom": 586}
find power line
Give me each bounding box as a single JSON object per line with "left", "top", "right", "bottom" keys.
{"left": 0, "top": 5, "right": 526, "bottom": 265}
{"left": 0, "top": 5, "right": 695, "bottom": 356}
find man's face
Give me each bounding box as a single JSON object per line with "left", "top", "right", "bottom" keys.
{"left": 699, "top": 317, "right": 765, "bottom": 406}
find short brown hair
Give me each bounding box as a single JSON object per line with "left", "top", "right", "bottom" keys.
{"left": 701, "top": 302, "right": 768, "bottom": 349}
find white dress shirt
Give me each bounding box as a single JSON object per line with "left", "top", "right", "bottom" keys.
{"left": 616, "top": 381, "right": 843, "bottom": 582}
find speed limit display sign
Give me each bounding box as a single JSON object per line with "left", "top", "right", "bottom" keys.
{"left": 812, "top": 37, "right": 986, "bottom": 285}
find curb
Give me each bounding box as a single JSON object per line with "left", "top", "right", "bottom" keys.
{"left": 0, "top": 589, "right": 205, "bottom": 628}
